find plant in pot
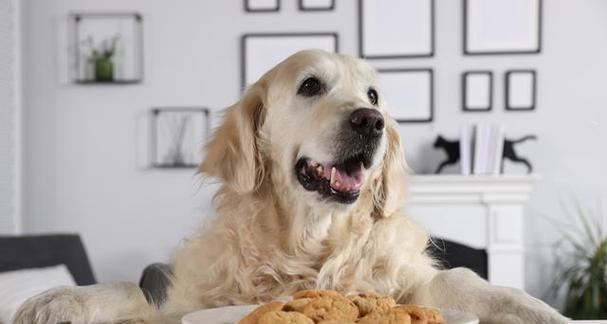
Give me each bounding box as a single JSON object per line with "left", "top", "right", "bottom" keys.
{"left": 83, "top": 35, "right": 120, "bottom": 82}
{"left": 549, "top": 198, "right": 607, "bottom": 319}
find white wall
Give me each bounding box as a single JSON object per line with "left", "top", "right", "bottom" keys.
{"left": 21, "top": 0, "right": 607, "bottom": 307}
{"left": 0, "top": 0, "right": 20, "bottom": 234}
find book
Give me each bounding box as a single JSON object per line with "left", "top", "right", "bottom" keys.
{"left": 473, "top": 123, "right": 490, "bottom": 175}
{"left": 492, "top": 125, "right": 505, "bottom": 174}
{"left": 459, "top": 125, "right": 473, "bottom": 175}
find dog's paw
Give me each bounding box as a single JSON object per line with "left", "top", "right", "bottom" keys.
{"left": 491, "top": 288, "right": 569, "bottom": 324}
{"left": 13, "top": 286, "right": 90, "bottom": 324}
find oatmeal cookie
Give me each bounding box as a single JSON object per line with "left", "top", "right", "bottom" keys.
{"left": 394, "top": 305, "right": 444, "bottom": 324}
{"left": 300, "top": 296, "right": 359, "bottom": 322}
{"left": 238, "top": 301, "right": 285, "bottom": 324}
{"left": 258, "top": 310, "right": 314, "bottom": 324}
{"left": 347, "top": 292, "right": 396, "bottom": 316}
{"left": 292, "top": 290, "right": 342, "bottom": 300}
{"left": 283, "top": 298, "right": 313, "bottom": 312}
{"left": 357, "top": 309, "right": 412, "bottom": 324}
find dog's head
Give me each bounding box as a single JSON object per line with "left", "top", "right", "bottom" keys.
{"left": 201, "top": 50, "right": 407, "bottom": 217}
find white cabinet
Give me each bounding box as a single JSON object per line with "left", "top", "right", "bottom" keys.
{"left": 406, "top": 175, "right": 537, "bottom": 289}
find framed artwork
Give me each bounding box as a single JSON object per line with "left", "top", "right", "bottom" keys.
{"left": 299, "top": 0, "right": 335, "bottom": 11}
{"left": 462, "top": 71, "right": 493, "bottom": 112}
{"left": 505, "top": 70, "right": 536, "bottom": 111}
{"left": 69, "top": 12, "right": 144, "bottom": 84}
{"left": 377, "top": 69, "right": 434, "bottom": 123}
{"left": 244, "top": 0, "right": 280, "bottom": 12}
{"left": 241, "top": 33, "right": 339, "bottom": 88}
{"left": 359, "top": 0, "right": 434, "bottom": 58}
{"left": 464, "top": 0, "right": 542, "bottom": 55}
{"left": 150, "top": 107, "right": 210, "bottom": 168}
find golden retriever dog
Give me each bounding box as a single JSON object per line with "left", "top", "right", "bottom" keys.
{"left": 15, "top": 50, "right": 567, "bottom": 324}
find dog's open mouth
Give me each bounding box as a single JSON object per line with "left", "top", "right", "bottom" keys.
{"left": 295, "top": 153, "right": 372, "bottom": 204}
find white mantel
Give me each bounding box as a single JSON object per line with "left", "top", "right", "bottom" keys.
{"left": 406, "top": 175, "right": 538, "bottom": 289}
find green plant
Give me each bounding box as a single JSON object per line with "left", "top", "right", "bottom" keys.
{"left": 549, "top": 198, "right": 607, "bottom": 319}
{"left": 83, "top": 35, "right": 119, "bottom": 61}
{"left": 82, "top": 35, "right": 120, "bottom": 81}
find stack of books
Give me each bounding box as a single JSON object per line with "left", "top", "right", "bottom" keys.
{"left": 459, "top": 123, "right": 505, "bottom": 175}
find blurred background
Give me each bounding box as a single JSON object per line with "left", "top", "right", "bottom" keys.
{"left": 1, "top": 0, "right": 607, "bottom": 320}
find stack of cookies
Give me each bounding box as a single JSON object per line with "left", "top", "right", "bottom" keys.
{"left": 239, "top": 290, "right": 444, "bottom": 324}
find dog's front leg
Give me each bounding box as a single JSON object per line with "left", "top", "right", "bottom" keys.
{"left": 413, "top": 268, "right": 568, "bottom": 324}
{"left": 13, "top": 282, "right": 156, "bottom": 324}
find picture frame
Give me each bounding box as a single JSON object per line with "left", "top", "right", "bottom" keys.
{"left": 505, "top": 70, "right": 536, "bottom": 111}
{"left": 359, "top": 0, "right": 434, "bottom": 59}
{"left": 244, "top": 0, "right": 280, "bottom": 13}
{"left": 299, "top": 0, "right": 335, "bottom": 11}
{"left": 69, "top": 12, "right": 144, "bottom": 84}
{"left": 149, "top": 107, "right": 211, "bottom": 168}
{"left": 241, "top": 33, "right": 339, "bottom": 89}
{"left": 376, "top": 68, "right": 434, "bottom": 123}
{"left": 462, "top": 71, "right": 493, "bottom": 112}
{"left": 464, "top": 0, "right": 542, "bottom": 55}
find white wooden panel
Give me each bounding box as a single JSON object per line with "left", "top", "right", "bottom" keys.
{"left": 490, "top": 204, "right": 523, "bottom": 245}
{"left": 407, "top": 204, "right": 487, "bottom": 249}
{"left": 488, "top": 249, "right": 525, "bottom": 289}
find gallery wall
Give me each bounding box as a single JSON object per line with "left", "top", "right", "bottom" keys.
{"left": 20, "top": 0, "right": 607, "bottom": 306}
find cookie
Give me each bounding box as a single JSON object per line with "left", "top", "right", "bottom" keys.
{"left": 300, "top": 296, "right": 359, "bottom": 322}
{"left": 394, "top": 305, "right": 444, "bottom": 324}
{"left": 238, "top": 301, "right": 285, "bottom": 324}
{"left": 347, "top": 292, "right": 396, "bottom": 317}
{"left": 283, "top": 298, "right": 313, "bottom": 312}
{"left": 258, "top": 311, "right": 314, "bottom": 324}
{"left": 292, "top": 290, "right": 342, "bottom": 300}
{"left": 357, "top": 309, "right": 412, "bottom": 324}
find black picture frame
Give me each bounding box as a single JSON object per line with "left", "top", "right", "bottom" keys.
{"left": 69, "top": 12, "right": 144, "bottom": 84}
{"left": 298, "top": 0, "right": 335, "bottom": 11}
{"left": 462, "top": 71, "right": 493, "bottom": 112}
{"left": 463, "top": 0, "right": 542, "bottom": 55}
{"left": 376, "top": 68, "right": 434, "bottom": 123}
{"left": 244, "top": 0, "right": 280, "bottom": 13}
{"left": 505, "top": 70, "right": 537, "bottom": 111}
{"left": 358, "top": 0, "right": 435, "bottom": 59}
{"left": 240, "top": 33, "right": 339, "bottom": 90}
{"left": 150, "top": 107, "right": 211, "bottom": 169}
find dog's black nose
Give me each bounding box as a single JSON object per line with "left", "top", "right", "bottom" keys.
{"left": 350, "top": 108, "right": 384, "bottom": 137}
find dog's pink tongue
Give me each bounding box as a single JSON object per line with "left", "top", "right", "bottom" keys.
{"left": 329, "top": 166, "right": 363, "bottom": 192}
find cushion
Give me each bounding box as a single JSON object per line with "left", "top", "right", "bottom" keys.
{"left": 0, "top": 264, "right": 75, "bottom": 324}
{"left": 0, "top": 234, "right": 96, "bottom": 285}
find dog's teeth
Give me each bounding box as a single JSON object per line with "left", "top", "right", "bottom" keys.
{"left": 330, "top": 167, "right": 337, "bottom": 185}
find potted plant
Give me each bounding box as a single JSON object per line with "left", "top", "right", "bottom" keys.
{"left": 550, "top": 198, "right": 607, "bottom": 319}
{"left": 83, "top": 35, "right": 120, "bottom": 82}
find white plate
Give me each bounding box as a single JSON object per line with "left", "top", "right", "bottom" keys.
{"left": 181, "top": 304, "right": 479, "bottom": 324}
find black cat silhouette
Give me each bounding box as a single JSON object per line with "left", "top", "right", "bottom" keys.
{"left": 434, "top": 135, "right": 460, "bottom": 174}
{"left": 502, "top": 135, "right": 537, "bottom": 174}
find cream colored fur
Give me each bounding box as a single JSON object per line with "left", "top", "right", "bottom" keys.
{"left": 14, "top": 50, "right": 567, "bottom": 324}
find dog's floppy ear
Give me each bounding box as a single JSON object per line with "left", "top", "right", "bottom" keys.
{"left": 199, "top": 83, "right": 267, "bottom": 195}
{"left": 372, "top": 118, "right": 408, "bottom": 218}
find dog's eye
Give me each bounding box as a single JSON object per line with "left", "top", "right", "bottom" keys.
{"left": 298, "top": 77, "right": 324, "bottom": 97}
{"left": 367, "top": 88, "right": 379, "bottom": 106}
